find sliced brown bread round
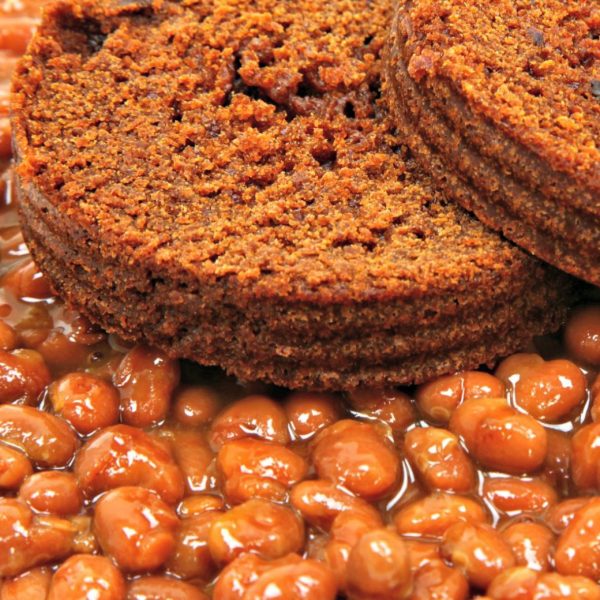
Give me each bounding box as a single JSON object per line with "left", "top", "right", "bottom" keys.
{"left": 386, "top": 0, "right": 599, "bottom": 286}
{"left": 12, "top": 0, "right": 575, "bottom": 390}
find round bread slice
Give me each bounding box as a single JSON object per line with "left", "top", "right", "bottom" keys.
{"left": 386, "top": 0, "right": 599, "bottom": 286}
{"left": 12, "top": 0, "right": 574, "bottom": 390}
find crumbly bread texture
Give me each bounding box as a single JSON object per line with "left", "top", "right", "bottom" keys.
{"left": 12, "top": 0, "right": 575, "bottom": 389}
{"left": 386, "top": 0, "right": 599, "bottom": 285}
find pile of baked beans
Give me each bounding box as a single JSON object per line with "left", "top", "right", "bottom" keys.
{"left": 2, "top": 4, "right": 600, "bottom": 599}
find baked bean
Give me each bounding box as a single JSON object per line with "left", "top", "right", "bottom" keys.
{"left": 0, "top": 567, "right": 52, "bottom": 600}
{"left": 442, "top": 522, "right": 515, "bottom": 589}
{"left": 178, "top": 494, "right": 224, "bottom": 518}
{"left": 70, "top": 515, "right": 99, "bottom": 555}
{"left": 404, "top": 427, "right": 475, "bottom": 492}
{"left": 286, "top": 391, "right": 341, "bottom": 440}
{"left": 482, "top": 477, "right": 557, "bottom": 515}
{"left": 114, "top": 346, "right": 180, "bottom": 428}
{"left": 213, "top": 553, "right": 301, "bottom": 600}
{"left": 208, "top": 498, "right": 304, "bottom": 565}
{"left": 218, "top": 438, "right": 307, "bottom": 504}
{"left": 501, "top": 522, "right": 554, "bottom": 572}
{"left": 555, "top": 498, "right": 600, "bottom": 580}
{"left": 347, "top": 388, "right": 415, "bottom": 434}
{"left": 416, "top": 371, "right": 505, "bottom": 424}
{"left": 94, "top": 486, "right": 179, "bottom": 573}
{"left": 0, "top": 443, "right": 31, "bottom": 489}
{"left": 514, "top": 359, "right": 587, "bottom": 422}
{"left": 0, "top": 349, "right": 51, "bottom": 404}
{"left": 291, "top": 479, "right": 381, "bottom": 531}
{"left": 565, "top": 305, "right": 600, "bottom": 366}
{"left": 346, "top": 529, "right": 411, "bottom": 600}
{"left": 244, "top": 558, "right": 337, "bottom": 600}
{"left": 405, "top": 540, "right": 441, "bottom": 572}
{"left": 488, "top": 568, "right": 600, "bottom": 600}
{"left": 127, "top": 576, "right": 208, "bottom": 600}
{"left": 0, "top": 320, "right": 17, "bottom": 351}
{"left": 48, "top": 554, "right": 126, "bottom": 600}
{"left": 74, "top": 424, "right": 184, "bottom": 504}
{"left": 49, "top": 372, "right": 120, "bottom": 435}
{"left": 547, "top": 497, "right": 591, "bottom": 533}
{"left": 312, "top": 420, "right": 400, "bottom": 500}
{"left": 495, "top": 353, "right": 544, "bottom": 387}
{"left": 2, "top": 260, "right": 52, "bottom": 300}
{"left": 14, "top": 305, "right": 53, "bottom": 348}
{"left": 0, "top": 405, "right": 78, "bottom": 467}
{"left": 19, "top": 471, "right": 82, "bottom": 516}
{"left": 169, "top": 428, "right": 215, "bottom": 494}
{"left": 0, "top": 498, "right": 74, "bottom": 577}
{"left": 35, "top": 332, "right": 91, "bottom": 374}
{"left": 591, "top": 375, "right": 600, "bottom": 422}
{"left": 173, "top": 385, "right": 221, "bottom": 426}
{"left": 394, "top": 492, "right": 488, "bottom": 540}
{"left": 543, "top": 429, "right": 572, "bottom": 494}
{"left": 449, "top": 397, "right": 547, "bottom": 474}
{"left": 167, "top": 511, "right": 220, "bottom": 581}
{"left": 209, "top": 395, "right": 290, "bottom": 450}
{"left": 410, "top": 560, "right": 469, "bottom": 600}
{"left": 571, "top": 423, "right": 600, "bottom": 491}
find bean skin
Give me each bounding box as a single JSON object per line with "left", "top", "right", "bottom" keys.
{"left": 0, "top": 350, "right": 51, "bottom": 404}
{"left": 74, "top": 425, "right": 184, "bottom": 504}
{"left": 501, "top": 522, "right": 554, "bottom": 572}
{"left": 48, "top": 554, "right": 126, "bottom": 600}
{"left": 411, "top": 560, "right": 469, "bottom": 600}
{"left": 127, "top": 576, "right": 208, "bottom": 600}
{"left": 208, "top": 499, "right": 305, "bottom": 565}
{"left": 0, "top": 567, "right": 52, "bottom": 600}
{"left": 0, "top": 405, "right": 78, "bottom": 468}
{"left": 19, "top": 471, "right": 83, "bottom": 516}
{"left": 94, "top": 486, "right": 179, "bottom": 573}
{"left": 0, "top": 443, "right": 32, "bottom": 489}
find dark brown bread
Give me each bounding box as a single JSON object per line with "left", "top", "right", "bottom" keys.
{"left": 386, "top": 0, "right": 599, "bottom": 286}
{"left": 12, "top": 0, "right": 575, "bottom": 389}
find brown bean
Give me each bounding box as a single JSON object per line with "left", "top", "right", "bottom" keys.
{"left": 482, "top": 477, "right": 557, "bottom": 516}
{"left": 394, "top": 493, "right": 488, "bottom": 540}
{"left": 173, "top": 385, "right": 221, "bottom": 427}
{"left": 411, "top": 560, "right": 469, "bottom": 600}
{"left": 405, "top": 540, "right": 441, "bottom": 572}
{"left": 514, "top": 359, "right": 587, "bottom": 422}
{"left": 208, "top": 499, "right": 304, "bottom": 565}
{"left": 442, "top": 522, "right": 515, "bottom": 589}
{"left": 547, "top": 498, "right": 591, "bottom": 533}
{"left": 127, "top": 576, "right": 208, "bottom": 600}
{"left": 571, "top": 423, "right": 600, "bottom": 492}
{"left": 286, "top": 391, "right": 341, "bottom": 440}
{"left": 555, "top": 498, "right": 600, "bottom": 580}
{"left": 218, "top": 438, "right": 307, "bottom": 504}
{"left": 210, "top": 395, "right": 290, "bottom": 450}
{"left": 495, "top": 353, "right": 545, "bottom": 387}
{"left": 74, "top": 424, "right": 184, "bottom": 504}
{"left": 0, "top": 405, "right": 78, "bottom": 468}
{"left": 290, "top": 479, "right": 381, "bottom": 531}
{"left": 167, "top": 511, "right": 220, "bottom": 581}
{"left": 2, "top": 260, "right": 53, "bottom": 300}
{"left": 0, "top": 567, "right": 52, "bottom": 600}
{"left": 347, "top": 388, "right": 416, "bottom": 434}
{"left": 48, "top": 554, "right": 126, "bottom": 600}
{"left": 246, "top": 557, "right": 337, "bottom": 600}
{"left": 0, "top": 320, "right": 17, "bottom": 352}
{"left": 114, "top": 346, "right": 180, "bottom": 428}
{"left": 0, "top": 443, "right": 32, "bottom": 489}
{"left": 404, "top": 427, "right": 475, "bottom": 492}
{"left": 94, "top": 486, "right": 179, "bottom": 573}
{"left": 416, "top": 371, "right": 505, "bottom": 424}
{"left": 312, "top": 420, "right": 400, "bottom": 500}
{"left": 19, "top": 471, "right": 82, "bottom": 516}
{"left": 565, "top": 304, "right": 600, "bottom": 367}
{"left": 450, "top": 397, "right": 547, "bottom": 474}
{"left": 346, "top": 529, "right": 411, "bottom": 600}
{"left": 501, "top": 522, "right": 554, "bottom": 572}
{"left": 0, "top": 349, "right": 50, "bottom": 404}
{"left": 177, "top": 495, "right": 225, "bottom": 518}
{"left": 50, "top": 372, "right": 120, "bottom": 435}
{"left": 0, "top": 498, "right": 74, "bottom": 577}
